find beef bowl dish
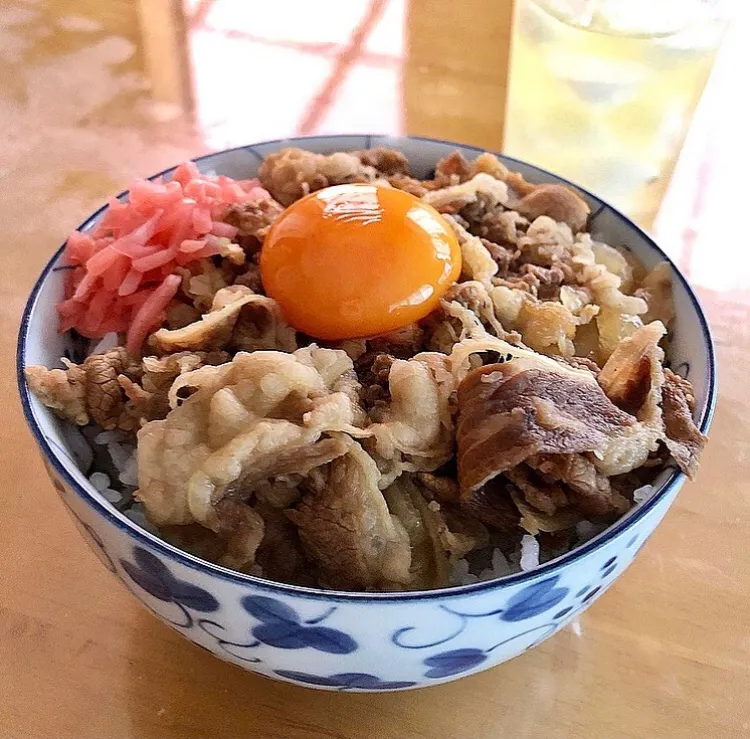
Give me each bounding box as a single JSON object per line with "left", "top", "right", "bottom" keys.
{"left": 18, "top": 135, "right": 716, "bottom": 691}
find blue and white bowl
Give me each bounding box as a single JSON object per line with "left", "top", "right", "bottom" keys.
{"left": 17, "top": 135, "right": 717, "bottom": 691}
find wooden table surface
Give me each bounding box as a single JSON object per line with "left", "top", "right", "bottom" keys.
{"left": 2, "top": 2, "right": 749, "bottom": 737}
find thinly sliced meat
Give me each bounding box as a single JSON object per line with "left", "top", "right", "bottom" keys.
{"left": 661, "top": 369, "right": 707, "bottom": 479}
{"left": 254, "top": 503, "right": 312, "bottom": 586}
{"left": 149, "top": 285, "right": 295, "bottom": 355}
{"left": 510, "top": 489, "right": 581, "bottom": 536}
{"left": 136, "top": 346, "right": 370, "bottom": 568}
{"left": 287, "top": 443, "right": 412, "bottom": 590}
{"left": 456, "top": 355, "right": 639, "bottom": 495}
{"left": 385, "top": 475, "right": 480, "bottom": 589}
{"left": 210, "top": 498, "right": 265, "bottom": 571}
{"left": 188, "top": 423, "right": 350, "bottom": 524}
{"left": 423, "top": 173, "right": 509, "bottom": 213}
{"left": 232, "top": 295, "right": 297, "bottom": 353}
{"left": 598, "top": 321, "right": 667, "bottom": 416}
{"left": 505, "top": 466, "right": 568, "bottom": 516}
{"left": 416, "top": 472, "right": 460, "bottom": 504}
{"left": 465, "top": 477, "right": 525, "bottom": 532}
{"left": 136, "top": 399, "right": 213, "bottom": 526}
{"left": 514, "top": 184, "right": 590, "bottom": 234}
{"left": 527, "top": 454, "right": 628, "bottom": 517}
{"left": 433, "top": 151, "right": 474, "bottom": 186}
{"left": 258, "top": 148, "right": 374, "bottom": 205}
{"left": 25, "top": 364, "right": 88, "bottom": 426}
{"left": 444, "top": 215, "right": 499, "bottom": 285}
{"left": 355, "top": 148, "right": 411, "bottom": 176}
{"left": 365, "top": 353, "right": 455, "bottom": 485}
{"left": 367, "top": 323, "right": 425, "bottom": 358}
{"left": 119, "top": 350, "right": 228, "bottom": 423}
{"left": 149, "top": 287, "right": 256, "bottom": 352}
{"left": 25, "top": 347, "right": 143, "bottom": 430}
{"left": 445, "top": 281, "right": 507, "bottom": 338}
{"left": 223, "top": 196, "right": 284, "bottom": 251}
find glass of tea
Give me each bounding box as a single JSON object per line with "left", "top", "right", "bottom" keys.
{"left": 504, "top": 0, "right": 733, "bottom": 227}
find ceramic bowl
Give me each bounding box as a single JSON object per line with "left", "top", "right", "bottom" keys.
{"left": 17, "top": 135, "right": 717, "bottom": 691}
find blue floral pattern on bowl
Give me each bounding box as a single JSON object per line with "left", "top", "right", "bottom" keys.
{"left": 240, "top": 596, "right": 357, "bottom": 653}
{"left": 423, "top": 649, "right": 490, "bottom": 679}
{"left": 120, "top": 546, "right": 219, "bottom": 626}
{"left": 502, "top": 577, "right": 569, "bottom": 621}
{"left": 17, "top": 134, "right": 716, "bottom": 691}
{"left": 118, "top": 547, "right": 358, "bottom": 662}
{"left": 392, "top": 576, "right": 570, "bottom": 654}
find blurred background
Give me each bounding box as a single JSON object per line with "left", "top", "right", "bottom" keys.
{"left": 1, "top": 0, "right": 747, "bottom": 293}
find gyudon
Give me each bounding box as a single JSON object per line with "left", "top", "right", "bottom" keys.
{"left": 26, "top": 147, "right": 706, "bottom": 591}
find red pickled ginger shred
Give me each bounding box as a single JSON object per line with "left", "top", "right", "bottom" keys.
{"left": 125, "top": 274, "right": 181, "bottom": 354}
{"left": 57, "top": 164, "right": 269, "bottom": 353}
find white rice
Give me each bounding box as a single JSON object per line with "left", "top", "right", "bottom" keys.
{"left": 79, "top": 427, "right": 139, "bottom": 508}
{"left": 61, "top": 424, "right": 93, "bottom": 473}
{"left": 94, "top": 429, "right": 127, "bottom": 445}
{"left": 118, "top": 453, "right": 138, "bottom": 487}
{"left": 101, "top": 488, "right": 123, "bottom": 504}
{"left": 519, "top": 535, "right": 540, "bottom": 571}
{"left": 88, "top": 332, "right": 120, "bottom": 355}
{"left": 632, "top": 484, "right": 653, "bottom": 504}
{"left": 451, "top": 558, "right": 479, "bottom": 585}
{"left": 88, "top": 471, "right": 110, "bottom": 491}
{"left": 452, "top": 547, "right": 516, "bottom": 585}
{"left": 479, "top": 548, "right": 512, "bottom": 580}
{"left": 124, "top": 504, "right": 158, "bottom": 534}
{"left": 107, "top": 441, "right": 132, "bottom": 472}
{"left": 54, "top": 337, "right": 141, "bottom": 523}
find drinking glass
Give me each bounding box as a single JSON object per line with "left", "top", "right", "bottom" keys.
{"left": 504, "top": 0, "right": 732, "bottom": 226}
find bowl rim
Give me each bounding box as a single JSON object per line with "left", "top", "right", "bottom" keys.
{"left": 17, "top": 133, "right": 718, "bottom": 602}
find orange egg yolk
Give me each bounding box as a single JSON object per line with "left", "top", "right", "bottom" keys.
{"left": 260, "top": 184, "right": 461, "bottom": 340}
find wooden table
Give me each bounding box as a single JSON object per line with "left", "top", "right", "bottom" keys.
{"left": 2, "top": 2, "right": 749, "bottom": 737}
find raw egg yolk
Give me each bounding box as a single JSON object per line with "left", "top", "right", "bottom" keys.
{"left": 260, "top": 184, "right": 461, "bottom": 340}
